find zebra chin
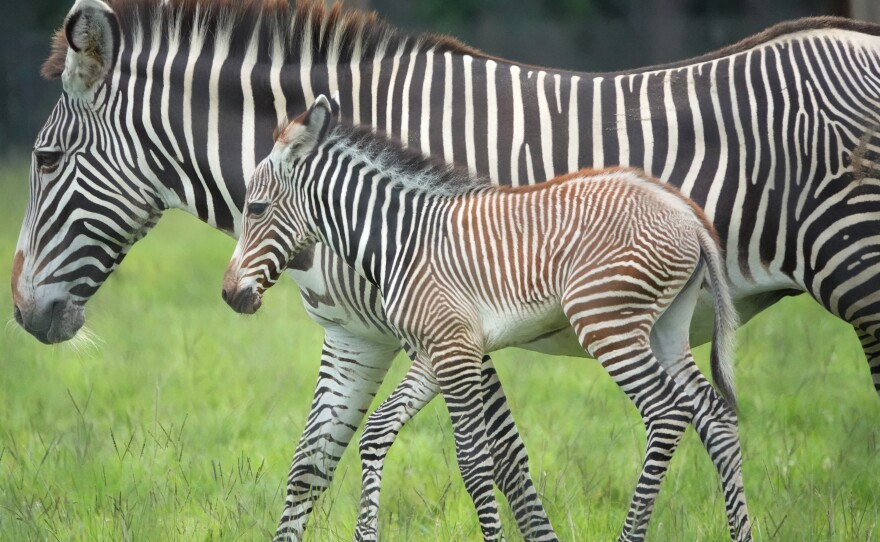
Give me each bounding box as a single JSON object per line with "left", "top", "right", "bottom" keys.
{"left": 13, "top": 298, "right": 85, "bottom": 345}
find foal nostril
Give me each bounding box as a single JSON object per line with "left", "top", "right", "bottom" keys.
{"left": 13, "top": 304, "right": 23, "bottom": 325}
{"left": 221, "top": 288, "right": 229, "bottom": 302}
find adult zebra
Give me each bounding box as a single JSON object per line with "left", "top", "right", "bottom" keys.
{"left": 10, "top": 0, "right": 880, "bottom": 539}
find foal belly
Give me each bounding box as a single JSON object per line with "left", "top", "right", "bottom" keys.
{"left": 480, "top": 300, "right": 570, "bottom": 353}
{"left": 518, "top": 327, "right": 587, "bottom": 357}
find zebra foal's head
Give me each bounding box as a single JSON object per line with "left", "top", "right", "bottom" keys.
{"left": 12, "top": 0, "right": 165, "bottom": 344}
{"left": 223, "top": 96, "right": 336, "bottom": 315}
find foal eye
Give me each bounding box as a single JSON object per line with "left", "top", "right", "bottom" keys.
{"left": 33, "top": 149, "right": 63, "bottom": 172}
{"left": 247, "top": 202, "right": 269, "bottom": 217}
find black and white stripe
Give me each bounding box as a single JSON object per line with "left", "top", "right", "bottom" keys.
{"left": 12, "top": 1, "right": 880, "bottom": 539}
{"left": 223, "top": 103, "right": 749, "bottom": 541}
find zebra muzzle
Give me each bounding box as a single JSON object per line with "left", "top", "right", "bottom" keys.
{"left": 14, "top": 297, "right": 84, "bottom": 344}
{"left": 221, "top": 285, "right": 263, "bottom": 315}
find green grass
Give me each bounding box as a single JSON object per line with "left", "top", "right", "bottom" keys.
{"left": 1, "top": 157, "right": 879, "bottom": 541}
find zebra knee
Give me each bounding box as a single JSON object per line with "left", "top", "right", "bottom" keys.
{"left": 358, "top": 419, "right": 390, "bottom": 466}
{"left": 644, "top": 387, "right": 696, "bottom": 426}
{"left": 694, "top": 389, "right": 739, "bottom": 435}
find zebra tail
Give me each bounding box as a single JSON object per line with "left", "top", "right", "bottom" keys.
{"left": 697, "top": 229, "right": 740, "bottom": 412}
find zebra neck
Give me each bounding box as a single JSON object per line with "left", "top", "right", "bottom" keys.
{"left": 107, "top": 2, "right": 498, "bottom": 236}
{"left": 111, "top": 3, "right": 599, "bottom": 236}
{"left": 309, "top": 160, "right": 447, "bottom": 289}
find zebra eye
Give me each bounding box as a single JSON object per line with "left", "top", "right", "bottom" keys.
{"left": 33, "top": 149, "right": 63, "bottom": 173}
{"left": 247, "top": 201, "right": 269, "bottom": 217}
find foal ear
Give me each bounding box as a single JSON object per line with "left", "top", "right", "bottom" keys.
{"left": 302, "top": 95, "right": 335, "bottom": 143}
{"left": 277, "top": 95, "right": 335, "bottom": 163}
{"left": 61, "top": 0, "right": 119, "bottom": 98}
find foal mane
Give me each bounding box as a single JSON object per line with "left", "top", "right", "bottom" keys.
{"left": 325, "top": 122, "right": 491, "bottom": 198}
{"left": 42, "top": 0, "right": 484, "bottom": 80}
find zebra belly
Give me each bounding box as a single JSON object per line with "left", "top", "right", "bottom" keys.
{"left": 286, "top": 247, "right": 797, "bottom": 357}
{"left": 517, "top": 326, "right": 587, "bottom": 357}
{"left": 479, "top": 299, "right": 570, "bottom": 353}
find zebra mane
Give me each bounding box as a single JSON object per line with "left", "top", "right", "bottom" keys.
{"left": 42, "top": 0, "right": 484, "bottom": 80}
{"left": 322, "top": 123, "right": 490, "bottom": 198}
{"left": 40, "top": 0, "right": 880, "bottom": 82}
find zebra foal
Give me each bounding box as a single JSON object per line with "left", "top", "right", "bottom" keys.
{"left": 222, "top": 96, "right": 751, "bottom": 542}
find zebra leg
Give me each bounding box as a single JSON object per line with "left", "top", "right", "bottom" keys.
{"left": 651, "top": 276, "right": 751, "bottom": 541}
{"left": 611, "top": 352, "right": 693, "bottom": 542}
{"left": 605, "top": 347, "right": 693, "bottom": 542}
{"left": 274, "top": 332, "right": 399, "bottom": 542}
{"left": 568, "top": 303, "right": 693, "bottom": 541}
{"left": 479, "top": 358, "right": 558, "bottom": 542}
{"left": 433, "top": 344, "right": 505, "bottom": 541}
{"left": 355, "top": 355, "right": 557, "bottom": 541}
{"left": 355, "top": 360, "right": 436, "bottom": 542}
{"left": 650, "top": 348, "right": 750, "bottom": 540}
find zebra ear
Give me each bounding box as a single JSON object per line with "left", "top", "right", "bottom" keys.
{"left": 277, "top": 96, "right": 335, "bottom": 163}
{"left": 61, "top": 0, "right": 119, "bottom": 97}
{"left": 303, "top": 95, "right": 335, "bottom": 143}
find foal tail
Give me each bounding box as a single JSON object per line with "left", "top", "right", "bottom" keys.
{"left": 696, "top": 227, "right": 740, "bottom": 412}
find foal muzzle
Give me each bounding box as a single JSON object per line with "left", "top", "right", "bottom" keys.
{"left": 221, "top": 263, "right": 264, "bottom": 315}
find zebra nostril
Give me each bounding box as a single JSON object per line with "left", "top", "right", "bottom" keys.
{"left": 221, "top": 288, "right": 229, "bottom": 302}
{"left": 13, "top": 304, "right": 23, "bottom": 325}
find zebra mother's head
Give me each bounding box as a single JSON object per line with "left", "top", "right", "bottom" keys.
{"left": 12, "top": 0, "right": 165, "bottom": 344}
{"left": 223, "top": 96, "right": 336, "bottom": 315}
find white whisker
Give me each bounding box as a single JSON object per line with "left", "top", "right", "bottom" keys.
{"left": 5, "top": 318, "right": 26, "bottom": 337}
{"left": 66, "top": 326, "right": 104, "bottom": 356}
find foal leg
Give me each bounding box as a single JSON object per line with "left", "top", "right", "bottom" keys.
{"left": 657, "top": 354, "right": 750, "bottom": 541}
{"left": 433, "top": 342, "right": 505, "bottom": 541}
{"left": 480, "top": 360, "right": 558, "bottom": 541}
{"left": 356, "top": 354, "right": 555, "bottom": 540}
{"left": 652, "top": 283, "right": 751, "bottom": 541}
{"left": 602, "top": 344, "right": 693, "bottom": 542}
{"left": 567, "top": 301, "right": 693, "bottom": 541}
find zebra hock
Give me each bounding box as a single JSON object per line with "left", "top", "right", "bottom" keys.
{"left": 222, "top": 96, "right": 751, "bottom": 542}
